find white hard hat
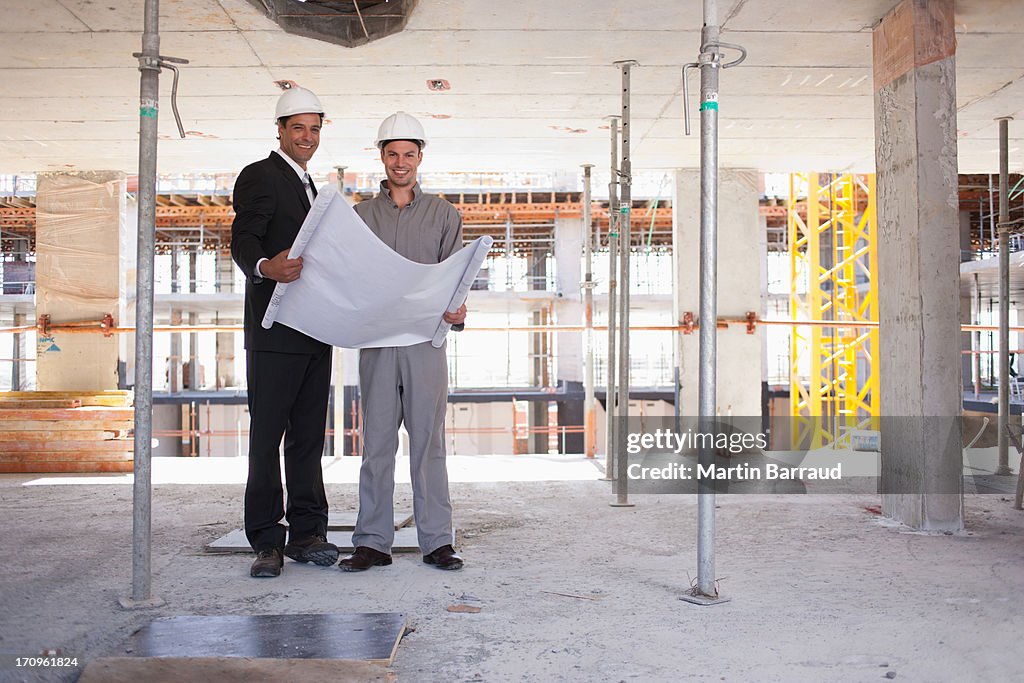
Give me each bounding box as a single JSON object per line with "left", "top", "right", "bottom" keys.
{"left": 375, "top": 111, "right": 427, "bottom": 149}
{"left": 275, "top": 87, "right": 324, "bottom": 122}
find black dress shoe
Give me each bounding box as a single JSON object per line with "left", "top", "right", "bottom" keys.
{"left": 338, "top": 546, "right": 392, "bottom": 572}
{"left": 284, "top": 534, "right": 339, "bottom": 566}
{"left": 250, "top": 547, "right": 283, "bottom": 578}
{"left": 422, "top": 544, "right": 463, "bottom": 571}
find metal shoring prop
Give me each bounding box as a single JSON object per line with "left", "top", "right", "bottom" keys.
{"left": 121, "top": 0, "right": 189, "bottom": 609}
{"left": 997, "top": 117, "right": 1014, "bottom": 476}
{"left": 603, "top": 116, "right": 621, "bottom": 482}
{"left": 611, "top": 60, "right": 638, "bottom": 509}
{"left": 975, "top": 273, "right": 983, "bottom": 399}
{"left": 1002, "top": 217, "right": 1024, "bottom": 509}
{"left": 582, "top": 164, "right": 598, "bottom": 458}
{"left": 679, "top": 0, "right": 745, "bottom": 605}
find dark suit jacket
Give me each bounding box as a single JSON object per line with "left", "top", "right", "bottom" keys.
{"left": 230, "top": 152, "right": 329, "bottom": 354}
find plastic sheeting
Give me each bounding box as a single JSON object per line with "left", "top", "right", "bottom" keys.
{"left": 35, "top": 172, "right": 133, "bottom": 309}
{"left": 33, "top": 172, "right": 135, "bottom": 391}
{"left": 262, "top": 186, "right": 491, "bottom": 349}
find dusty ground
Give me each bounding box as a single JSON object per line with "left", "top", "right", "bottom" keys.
{"left": 0, "top": 455, "right": 1022, "bottom": 682}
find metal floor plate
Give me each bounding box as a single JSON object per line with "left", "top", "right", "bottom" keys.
{"left": 129, "top": 613, "right": 407, "bottom": 664}
{"left": 328, "top": 511, "right": 413, "bottom": 530}
{"left": 79, "top": 657, "right": 392, "bottom": 683}
{"left": 204, "top": 526, "right": 421, "bottom": 553}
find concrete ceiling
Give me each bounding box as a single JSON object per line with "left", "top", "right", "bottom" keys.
{"left": 2, "top": 0, "right": 1023, "bottom": 177}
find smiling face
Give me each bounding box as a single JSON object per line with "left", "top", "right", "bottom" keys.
{"left": 277, "top": 112, "right": 321, "bottom": 169}
{"left": 380, "top": 140, "right": 422, "bottom": 189}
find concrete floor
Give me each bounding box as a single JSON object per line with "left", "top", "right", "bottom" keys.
{"left": 1, "top": 455, "right": 1022, "bottom": 682}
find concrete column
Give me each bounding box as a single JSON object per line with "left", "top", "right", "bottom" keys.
{"left": 34, "top": 171, "right": 134, "bottom": 391}
{"left": 187, "top": 249, "right": 201, "bottom": 456}
{"left": 169, "top": 309, "right": 182, "bottom": 393}
{"left": 554, "top": 215, "right": 584, "bottom": 453}
{"left": 758, "top": 211, "right": 770, "bottom": 424}
{"left": 336, "top": 348, "right": 360, "bottom": 457}
{"left": 1016, "top": 302, "right": 1024, "bottom": 377}
{"left": 169, "top": 247, "right": 182, "bottom": 393}
{"left": 167, "top": 247, "right": 185, "bottom": 455}
{"left": 332, "top": 347, "right": 343, "bottom": 457}
{"left": 214, "top": 248, "right": 236, "bottom": 389}
{"left": 187, "top": 248, "right": 200, "bottom": 391}
{"left": 529, "top": 248, "right": 549, "bottom": 454}
{"left": 960, "top": 211, "right": 974, "bottom": 392}
{"left": 12, "top": 312, "right": 26, "bottom": 390}
{"left": 671, "top": 168, "right": 762, "bottom": 417}
{"left": 336, "top": 191, "right": 360, "bottom": 457}
{"left": 874, "top": 0, "right": 963, "bottom": 530}
{"left": 9, "top": 239, "right": 29, "bottom": 390}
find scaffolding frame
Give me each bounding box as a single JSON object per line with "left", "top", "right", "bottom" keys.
{"left": 789, "top": 172, "right": 879, "bottom": 447}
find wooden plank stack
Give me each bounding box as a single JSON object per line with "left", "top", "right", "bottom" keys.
{"left": 0, "top": 391, "right": 134, "bottom": 473}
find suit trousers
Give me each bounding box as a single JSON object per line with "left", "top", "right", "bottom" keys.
{"left": 244, "top": 347, "right": 332, "bottom": 551}
{"left": 353, "top": 342, "right": 453, "bottom": 554}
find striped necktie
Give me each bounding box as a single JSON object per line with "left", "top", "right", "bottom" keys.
{"left": 303, "top": 173, "right": 316, "bottom": 203}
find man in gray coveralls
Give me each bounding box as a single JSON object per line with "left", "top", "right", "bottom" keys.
{"left": 339, "top": 111, "right": 467, "bottom": 572}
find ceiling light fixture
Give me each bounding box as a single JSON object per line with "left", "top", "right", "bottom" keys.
{"left": 246, "top": 0, "right": 414, "bottom": 48}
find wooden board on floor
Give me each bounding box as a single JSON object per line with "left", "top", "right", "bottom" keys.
{"left": 0, "top": 459, "right": 134, "bottom": 474}
{"left": 205, "top": 526, "right": 421, "bottom": 554}
{"left": 0, "top": 439, "right": 132, "bottom": 453}
{"left": 0, "top": 407, "right": 133, "bottom": 421}
{"left": 0, "top": 399, "right": 81, "bottom": 408}
{"left": 125, "top": 613, "right": 406, "bottom": 664}
{"left": 0, "top": 429, "right": 123, "bottom": 441}
{"left": 78, "top": 658, "right": 391, "bottom": 683}
{"left": 0, "top": 419, "right": 133, "bottom": 432}
{"left": 0, "top": 390, "right": 132, "bottom": 407}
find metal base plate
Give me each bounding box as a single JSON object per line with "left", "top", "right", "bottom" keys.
{"left": 609, "top": 502, "right": 635, "bottom": 508}
{"left": 679, "top": 593, "right": 732, "bottom": 606}
{"left": 328, "top": 511, "right": 413, "bottom": 531}
{"left": 118, "top": 595, "right": 166, "bottom": 610}
{"left": 129, "top": 613, "right": 406, "bottom": 664}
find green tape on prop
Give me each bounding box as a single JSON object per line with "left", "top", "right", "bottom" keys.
{"left": 620, "top": 206, "right": 629, "bottom": 215}
{"left": 140, "top": 106, "right": 158, "bottom": 118}
{"left": 608, "top": 232, "right": 619, "bottom": 238}
{"left": 700, "top": 101, "right": 719, "bottom": 111}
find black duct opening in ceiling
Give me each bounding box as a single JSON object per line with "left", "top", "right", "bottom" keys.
{"left": 247, "top": 0, "right": 417, "bottom": 48}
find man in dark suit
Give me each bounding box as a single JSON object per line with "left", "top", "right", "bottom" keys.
{"left": 230, "top": 86, "right": 338, "bottom": 578}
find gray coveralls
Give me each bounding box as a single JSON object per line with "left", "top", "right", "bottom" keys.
{"left": 352, "top": 181, "right": 464, "bottom": 554}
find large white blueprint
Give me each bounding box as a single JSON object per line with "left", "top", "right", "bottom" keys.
{"left": 261, "top": 185, "right": 492, "bottom": 349}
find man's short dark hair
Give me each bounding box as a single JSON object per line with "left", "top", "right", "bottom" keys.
{"left": 382, "top": 138, "right": 423, "bottom": 151}
{"left": 277, "top": 113, "right": 325, "bottom": 127}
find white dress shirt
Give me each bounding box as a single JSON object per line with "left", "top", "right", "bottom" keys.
{"left": 255, "top": 149, "right": 316, "bottom": 278}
